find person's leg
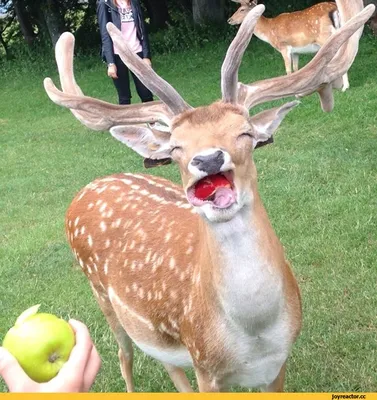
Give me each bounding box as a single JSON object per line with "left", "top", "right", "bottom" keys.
{"left": 130, "top": 52, "right": 154, "bottom": 103}
{"left": 113, "top": 54, "right": 132, "bottom": 105}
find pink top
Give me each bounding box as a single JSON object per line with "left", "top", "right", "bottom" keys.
{"left": 113, "top": 0, "right": 142, "bottom": 55}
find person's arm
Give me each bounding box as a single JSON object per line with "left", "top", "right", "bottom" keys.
{"left": 0, "top": 319, "right": 101, "bottom": 393}
{"left": 97, "top": 0, "right": 115, "bottom": 65}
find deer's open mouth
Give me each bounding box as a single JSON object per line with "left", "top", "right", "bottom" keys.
{"left": 187, "top": 171, "right": 237, "bottom": 209}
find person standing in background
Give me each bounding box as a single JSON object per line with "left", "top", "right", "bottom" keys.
{"left": 97, "top": 0, "right": 154, "bottom": 105}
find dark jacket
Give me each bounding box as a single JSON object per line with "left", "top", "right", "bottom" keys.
{"left": 96, "top": 0, "right": 151, "bottom": 64}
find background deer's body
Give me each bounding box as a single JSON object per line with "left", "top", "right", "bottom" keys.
{"left": 255, "top": 3, "right": 337, "bottom": 53}
{"left": 66, "top": 105, "right": 301, "bottom": 391}
{"left": 228, "top": 2, "right": 350, "bottom": 91}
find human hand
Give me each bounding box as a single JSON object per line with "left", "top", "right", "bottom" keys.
{"left": 0, "top": 319, "right": 101, "bottom": 392}
{"left": 143, "top": 58, "right": 152, "bottom": 68}
{"left": 107, "top": 64, "right": 118, "bottom": 79}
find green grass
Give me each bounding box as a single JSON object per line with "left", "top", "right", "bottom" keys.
{"left": 1, "top": 31, "right": 377, "bottom": 393}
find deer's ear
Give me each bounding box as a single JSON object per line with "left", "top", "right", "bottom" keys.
{"left": 250, "top": 101, "right": 299, "bottom": 148}
{"left": 110, "top": 124, "right": 172, "bottom": 161}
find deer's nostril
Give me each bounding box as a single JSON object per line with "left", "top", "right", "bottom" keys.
{"left": 214, "top": 150, "right": 223, "bottom": 160}
{"left": 191, "top": 159, "right": 201, "bottom": 167}
{"left": 191, "top": 151, "right": 225, "bottom": 175}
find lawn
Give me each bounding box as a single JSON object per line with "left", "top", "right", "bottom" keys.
{"left": 0, "top": 30, "right": 377, "bottom": 393}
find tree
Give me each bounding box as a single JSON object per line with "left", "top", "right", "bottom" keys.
{"left": 13, "top": 0, "right": 36, "bottom": 46}
{"left": 40, "top": 0, "right": 65, "bottom": 46}
{"left": 143, "top": 0, "right": 170, "bottom": 31}
{"left": 192, "top": 0, "right": 225, "bottom": 25}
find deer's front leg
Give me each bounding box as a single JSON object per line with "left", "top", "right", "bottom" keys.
{"left": 342, "top": 72, "right": 350, "bottom": 92}
{"left": 280, "top": 47, "right": 293, "bottom": 75}
{"left": 163, "top": 363, "right": 194, "bottom": 392}
{"left": 292, "top": 53, "right": 299, "bottom": 72}
{"left": 195, "top": 369, "right": 223, "bottom": 392}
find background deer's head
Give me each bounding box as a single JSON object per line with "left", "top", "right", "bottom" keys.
{"left": 228, "top": 0, "right": 257, "bottom": 25}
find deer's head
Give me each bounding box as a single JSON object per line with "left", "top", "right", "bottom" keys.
{"left": 44, "top": 1, "right": 374, "bottom": 223}
{"left": 228, "top": 0, "right": 258, "bottom": 25}
{"left": 111, "top": 98, "right": 297, "bottom": 222}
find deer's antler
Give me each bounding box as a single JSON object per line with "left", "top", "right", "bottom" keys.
{"left": 44, "top": 0, "right": 373, "bottom": 134}
{"left": 106, "top": 23, "right": 192, "bottom": 115}
{"left": 235, "top": 0, "right": 375, "bottom": 111}
{"left": 221, "top": 4, "right": 265, "bottom": 103}
{"left": 43, "top": 32, "right": 186, "bottom": 131}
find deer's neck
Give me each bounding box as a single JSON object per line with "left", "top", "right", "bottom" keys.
{"left": 254, "top": 16, "right": 274, "bottom": 45}
{"left": 198, "top": 189, "right": 286, "bottom": 330}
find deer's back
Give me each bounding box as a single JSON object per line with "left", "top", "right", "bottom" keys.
{"left": 270, "top": 2, "right": 337, "bottom": 46}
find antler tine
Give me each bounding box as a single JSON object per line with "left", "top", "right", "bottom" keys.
{"left": 320, "top": 0, "right": 368, "bottom": 83}
{"left": 44, "top": 32, "right": 173, "bottom": 130}
{"left": 44, "top": 78, "right": 173, "bottom": 128}
{"left": 238, "top": 1, "right": 375, "bottom": 111}
{"left": 221, "top": 4, "right": 265, "bottom": 103}
{"left": 296, "top": 0, "right": 368, "bottom": 110}
{"left": 52, "top": 32, "right": 116, "bottom": 130}
{"left": 107, "top": 22, "right": 192, "bottom": 116}
{"left": 55, "top": 32, "right": 84, "bottom": 96}
{"left": 53, "top": 32, "right": 106, "bottom": 128}
{"left": 336, "top": 0, "right": 362, "bottom": 25}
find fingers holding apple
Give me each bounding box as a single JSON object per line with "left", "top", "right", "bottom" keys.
{"left": 2, "top": 305, "right": 75, "bottom": 384}
{"left": 0, "top": 347, "right": 37, "bottom": 392}
{"left": 55, "top": 319, "right": 101, "bottom": 392}
{"left": 1, "top": 305, "right": 101, "bottom": 392}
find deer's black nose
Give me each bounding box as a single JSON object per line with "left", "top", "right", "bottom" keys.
{"left": 191, "top": 150, "right": 225, "bottom": 175}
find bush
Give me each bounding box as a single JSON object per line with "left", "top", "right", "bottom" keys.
{"left": 149, "top": 14, "right": 237, "bottom": 54}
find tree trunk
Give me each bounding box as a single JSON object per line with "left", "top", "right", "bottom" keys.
{"left": 143, "top": 0, "right": 170, "bottom": 31}
{"left": 192, "top": 0, "right": 225, "bottom": 25}
{"left": 13, "top": 0, "right": 36, "bottom": 46}
{"left": 41, "top": 0, "right": 65, "bottom": 47}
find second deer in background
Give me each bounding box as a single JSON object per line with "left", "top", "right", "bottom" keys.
{"left": 228, "top": 1, "right": 350, "bottom": 91}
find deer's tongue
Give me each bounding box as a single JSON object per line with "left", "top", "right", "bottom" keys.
{"left": 212, "top": 187, "right": 236, "bottom": 208}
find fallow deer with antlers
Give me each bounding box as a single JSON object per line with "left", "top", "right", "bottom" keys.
{"left": 44, "top": 0, "right": 373, "bottom": 392}
{"left": 228, "top": 1, "right": 352, "bottom": 92}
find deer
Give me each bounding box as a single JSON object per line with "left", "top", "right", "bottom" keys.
{"left": 43, "top": 0, "right": 373, "bottom": 392}
{"left": 228, "top": 1, "right": 351, "bottom": 92}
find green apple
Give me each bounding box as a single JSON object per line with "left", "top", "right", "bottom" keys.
{"left": 2, "top": 304, "right": 75, "bottom": 383}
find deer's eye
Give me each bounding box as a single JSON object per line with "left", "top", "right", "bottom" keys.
{"left": 238, "top": 132, "right": 253, "bottom": 140}
{"left": 170, "top": 146, "right": 183, "bottom": 155}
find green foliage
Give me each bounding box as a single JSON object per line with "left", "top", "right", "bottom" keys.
{"left": 149, "top": 14, "right": 237, "bottom": 54}
{"left": 261, "top": 0, "right": 319, "bottom": 16}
